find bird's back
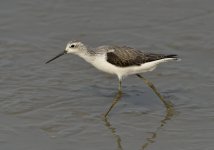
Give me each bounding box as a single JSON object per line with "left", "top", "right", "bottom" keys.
{"left": 95, "top": 45, "right": 178, "bottom": 67}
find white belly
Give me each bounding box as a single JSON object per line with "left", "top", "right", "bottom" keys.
{"left": 91, "top": 56, "right": 175, "bottom": 80}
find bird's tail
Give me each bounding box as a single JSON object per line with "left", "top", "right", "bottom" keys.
{"left": 165, "top": 54, "right": 181, "bottom": 61}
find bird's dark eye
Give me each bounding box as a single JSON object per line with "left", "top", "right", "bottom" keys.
{"left": 70, "top": 44, "right": 75, "bottom": 48}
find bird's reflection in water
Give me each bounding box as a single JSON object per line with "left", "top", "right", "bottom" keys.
{"left": 103, "top": 90, "right": 123, "bottom": 150}
{"left": 136, "top": 75, "right": 175, "bottom": 149}
{"left": 141, "top": 97, "right": 174, "bottom": 150}
{"left": 103, "top": 116, "right": 123, "bottom": 150}
{"left": 102, "top": 75, "right": 175, "bottom": 150}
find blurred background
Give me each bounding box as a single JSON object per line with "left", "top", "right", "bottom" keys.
{"left": 0, "top": 0, "right": 214, "bottom": 150}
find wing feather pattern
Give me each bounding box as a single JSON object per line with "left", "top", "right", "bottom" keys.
{"left": 105, "top": 46, "right": 177, "bottom": 67}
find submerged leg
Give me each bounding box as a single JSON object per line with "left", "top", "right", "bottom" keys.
{"left": 136, "top": 74, "right": 173, "bottom": 110}
{"left": 104, "top": 81, "right": 122, "bottom": 117}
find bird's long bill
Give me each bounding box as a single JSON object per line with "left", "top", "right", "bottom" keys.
{"left": 46, "top": 51, "right": 66, "bottom": 64}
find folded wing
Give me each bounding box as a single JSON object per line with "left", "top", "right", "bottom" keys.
{"left": 106, "top": 46, "right": 178, "bottom": 67}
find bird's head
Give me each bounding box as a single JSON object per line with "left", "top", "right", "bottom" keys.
{"left": 65, "top": 41, "right": 87, "bottom": 54}
{"left": 46, "top": 41, "right": 87, "bottom": 64}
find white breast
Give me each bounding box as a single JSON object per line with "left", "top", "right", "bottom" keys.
{"left": 91, "top": 55, "right": 119, "bottom": 74}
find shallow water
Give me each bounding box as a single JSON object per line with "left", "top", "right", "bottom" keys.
{"left": 1, "top": 0, "right": 214, "bottom": 150}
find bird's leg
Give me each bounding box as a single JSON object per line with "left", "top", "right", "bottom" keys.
{"left": 104, "top": 88, "right": 122, "bottom": 118}
{"left": 118, "top": 80, "right": 122, "bottom": 92}
{"left": 137, "top": 74, "right": 175, "bottom": 149}
{"left": 136, "top": 74, "right": 173, "bottom": 110}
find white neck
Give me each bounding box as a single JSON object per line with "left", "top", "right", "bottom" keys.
{"left": 76, "top": 52, "right": 95, "bottom": 64}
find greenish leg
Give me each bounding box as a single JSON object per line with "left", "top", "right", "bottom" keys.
{"left": 137, "top": 74, "right": 175, "bottom": 149}
{"left": 136, "top": 74, "right": 173, "bottom": 110}
{"left": 118, "top": 80, "right": 122, "bottom": 92}
{"left": 104, "top": 80, "right": 123, "bottom": 117}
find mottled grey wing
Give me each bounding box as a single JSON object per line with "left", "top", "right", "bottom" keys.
{"left": 106, "top": 46, "right": 177, "bottom": 67}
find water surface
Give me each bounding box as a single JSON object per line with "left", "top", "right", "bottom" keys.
{"left": 1, "top": 0, "right": 214, "bottom": 150}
